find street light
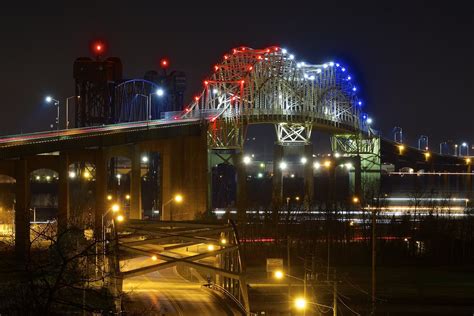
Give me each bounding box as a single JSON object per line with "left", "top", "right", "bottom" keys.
{"left": 353, "top": 196, "right": 359, "bottom": 204}
{"left": 162, "top": 194, "right": 184, "bottom": 221}
{"left": 243, "top": 155, "right": 252, "bottom": 165}
{"left": 207, "top": 244, "right": 215, "bottom": 251}
{"left": 279, "top": 161, "right": 288, "bottom": 170}
{"left": 294, "top": 297, "right": 307, "bottom": 310}
{"left": 141, "top": 155, "right": 149, "bottom": 163}
{"left": 101, "top": 203, "right": 121, "bottom": 277}
{"left": 65, "top": 95, "right": 80, "bottom": 129}
{"left": 398, "top": 144, "right": 405, "bottom": 155}
{"left": 45, "top": 96, "right": 60, "bottom": 131}
{"left": 300, "top": 157, "right": 307, "bottom": 164}
{"left": 273, "top": 270, "right": 306, "bottom": 310}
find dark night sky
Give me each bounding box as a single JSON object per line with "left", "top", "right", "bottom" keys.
{"left": 0, "top": 1, "right": 472, "bottom": 150}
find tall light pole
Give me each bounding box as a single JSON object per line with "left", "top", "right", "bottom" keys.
{"left": 65, "top": 95, "right": 80, "bottom": 129}
{"left": 461, "top": 142, "right": 469, "bottom": 156}
{"left": 101, "top": 203, "right": 120, "bottom": 278}
{"left": 45, "top": 96, "right": 60, "bottom": 131}
{"left": 137, "top": 88, "right": 165, "bottom": 122}
{"left": 161, "top": 194, "right": 183, "bottom": 221}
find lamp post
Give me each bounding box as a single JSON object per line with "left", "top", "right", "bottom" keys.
{"left": 45, "top": 96, "right": 60, "bottom": 131}
{"left": 274, "top": 270, "right": 308, "bottom": 315}
{"left": 65, "top": 95, "right": 80, "bottom": 129}
{"left": 136, "top": 89, "right": 165, "bottom": 122}
{"left": 161, "top": 194, "right": 183, "bottom": 221}
{"left": 101, "top": 203, "right": 120, "bottom": 278}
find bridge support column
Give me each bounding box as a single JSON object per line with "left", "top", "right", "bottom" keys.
{"left": 58, "top": 152, "right": 70, "bottom": 232}
{"left": 303, "top": 144, "right": 314, "bottom": 206}
{"left": 235, "top": 152, "right": 247, "bottom": 222}
{"left": 95, "top": 150, "right": 107, "bottom": 235}
{"left": 14, "top": 159, "right": 30, "bottom": 260}
{"left": 272, "top": 144, "right": 284, "bottom": 211}
{"left": 161, "top": 133, "right": 208, "bottom": 220}
{"left": 354, "top": 156, "right": 362, "bottom": 201}
{"left": 130, "top": 145, "right": 142, "bottom": 219}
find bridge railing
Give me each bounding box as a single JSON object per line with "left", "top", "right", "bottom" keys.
{"left": 202, "top": 283, "right": 255, "bottom": 316}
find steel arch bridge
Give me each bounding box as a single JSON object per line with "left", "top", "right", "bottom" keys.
{"left": 115, "top": 79, "right": 163, "bottom": 123}
{"left": 177, "top": 46, "right": 367, "bottom": 149}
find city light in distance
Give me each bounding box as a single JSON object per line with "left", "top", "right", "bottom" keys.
{"left": 243, "top": 155, "right": 252, "bottom": 165}
{"left": 257, "top": 173, "right": 263, "bottom": 178}
{"left": 45, "top": 96, "right": 52, "bottom": 103}
{"left": 366, "top": 117, "right": 373, "bottom": 125}
{"left": 345, "top": 162, "right": 353, "bottom": 170}
{"left": 313, "top": 161, "right": 321, "bottom": 169}
{"left": 156, "top": 88, "right": 164, "bottom": 97}
{"left": 220, "top": 238, "right": 227, "bottom": 245}
{"left": 107, "top": 195, "right": 113, "bottom": 201}
{"left": 125, "top": 194, "right": 131, "bottom": 200}
{"left": 68, "top": 171, "right": 76, "bottom": 179}
{"left": 207, "top": 244, "right": 215, "bottom": 251}
{"left": 300, "top": 157, "right": 307, "bottom": 164}
{"left": 116, "top": 215, "right": 124, "bottom": 222}
{"left": 83, "top": 170, "right": 91, "bottom": 179}
{"left": 279, "top": 161, "right": 287, "bottom": 170}
{"left": 141, "top": 156, "right": 149, "bottom": 163}
{"left": 111, "top": 204, "right": 120, "bottom": 212}
{"left": 324, "top": 160, "right": 331, "bottom": 168}
{"left": 274, "top": 270, "right": 284, "bottom": 279}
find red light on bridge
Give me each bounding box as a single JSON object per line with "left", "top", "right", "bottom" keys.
{"left": 185, "top": 108, "right": 191, "bottom": 112}
{"left": 194, "top": 96, "right": 200, "bottom": 101}
{"left": 91, "top": 41, "right": 106, "bottom": 56}
{"left": 210, "top": 117, "right": 217, "bottom": 122}
{"left": 240, "top": 80, "right": 245, "bottom": 84}
{"left": 204, "top": 80, "right": 209, "bottom": 86}
{"left": 160, "top": 59, "right": 169, "bottom": 68}
{"left": 214, "top": 65, "right": 219, "bottom": 71}
{"left": 257, "top": 56, "right": 263, "bottom": 60}
{"left": 248, "top": 66, "right": 253, "bottom": 71}
{"left": 224, "top": 55, "right": 228, "bottom": 60}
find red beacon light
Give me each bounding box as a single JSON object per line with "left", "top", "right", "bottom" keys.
{"left": 214, "top": 65, "right": 219, "bottom": 71}
{"left": 240, "top": 80, "right": 245, "bottom": 84}
{"left": 194, "top": 96, "right": 200, "bottom": 101}
{"left": 204, "top": 80, "right": 209, "bottom": 86}
{"left": 160, "top": 59, "right": 169, "bottom": 68}
{"left": 92, "top": 41, "right": 106, "bottom": 57}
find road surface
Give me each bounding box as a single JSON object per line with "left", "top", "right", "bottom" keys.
{"left": 122, "top": 254, "right": 239, "bottom": 315}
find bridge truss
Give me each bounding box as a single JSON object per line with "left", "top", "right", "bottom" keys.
{"left": 181, "top": 46, "right": 366, "bottom": 149}
{"left": 106, "top": 220, "right": 250, "bottom": 314}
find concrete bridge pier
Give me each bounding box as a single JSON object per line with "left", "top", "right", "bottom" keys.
{"left": 303, "top": 144, "right": 314, "bottom": 205}
{"left": 58, "top": 153, "right": 70, "bottom": 232}
{"left": 234, "top": 151, "right": 248, "bottom": 221}
{"left": 95, "top": 150, "right": 108, "bottom": 236}
{"left": 130, "top": 145, "right": 142, "bottom": 220}
{"left": 14, "top": 159, "right": 30, "bottom": 260}
{"left": 272, "top": 144, "right": 284, "bottom": 210}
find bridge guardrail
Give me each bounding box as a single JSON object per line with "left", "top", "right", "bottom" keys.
{"left": 202, "top": 283, "right": 255, "bottom": 316}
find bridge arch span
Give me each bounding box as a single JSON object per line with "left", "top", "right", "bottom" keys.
{"left": 182, "top": 46, "right": 368, "bottom": 148}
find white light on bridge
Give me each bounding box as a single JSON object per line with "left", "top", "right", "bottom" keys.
{"left": 366, "top": 117, "right": 373, "bottom": 125}
{"left": 282, "top": 49, "right": 287, "bottom": 54}
{"left": 279, "top": 161, "right": 288, "bottom": 170}
{"left": 329, "top": 61, "right": 335, "bottom": 66}
{"left": 156, "top": 88, "right": 164, "bottom": 97}
{"left": 300, "top": 157, "right": 307, "bottom": 164}
{"left": 345, "top": 162, "right": 353, "bottom": 170}
{"left": 212, "top": 88, "right": 219, "bottom": 95}
{"left": 257, "top": 172, "right": 263, "bottom": 178}
{"left": 289, "top": 54, "right": 294, "bottom": 60}
{"left": 243, "top": 155, "right": 252, "bottom": 165}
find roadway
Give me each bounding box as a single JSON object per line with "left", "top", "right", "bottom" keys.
{"left": 121, "top": 250, "right": 240, "bottom": 315}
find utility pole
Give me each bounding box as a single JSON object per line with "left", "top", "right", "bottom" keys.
{"left": 287, "top": 236, "right": 291, "bottom": 314}
{"left": 371, "top": 204, "right": 377, "bottom": 314}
